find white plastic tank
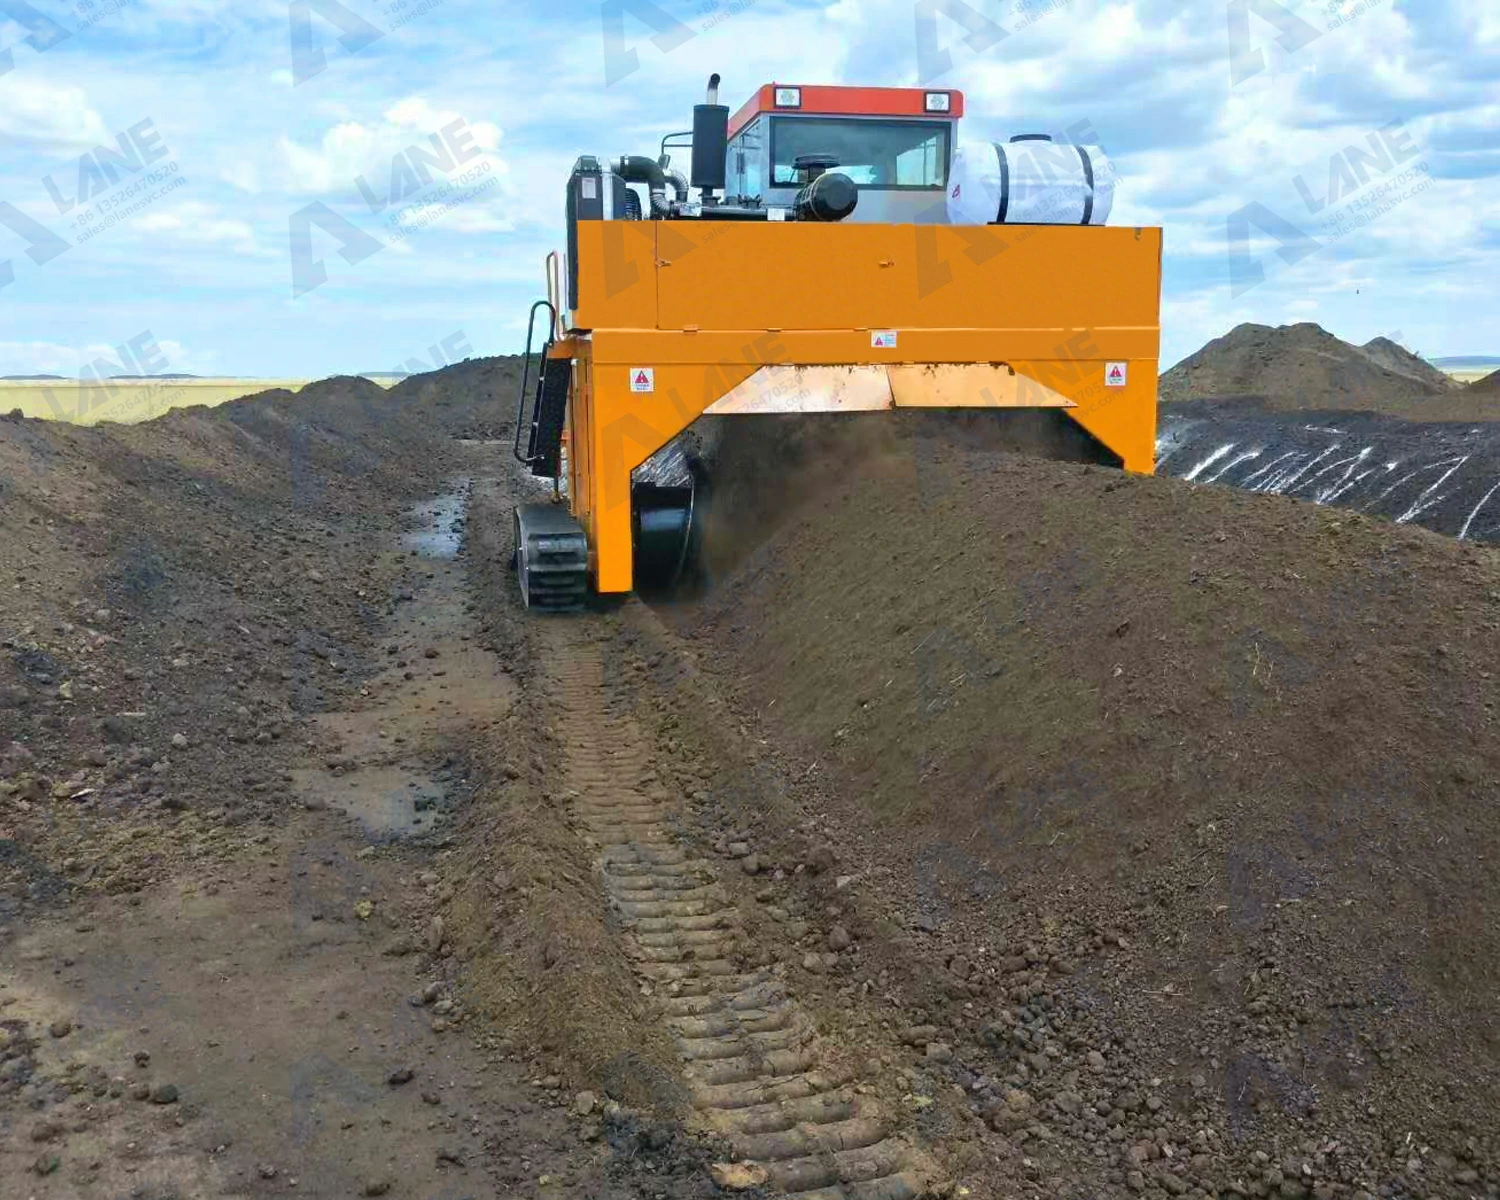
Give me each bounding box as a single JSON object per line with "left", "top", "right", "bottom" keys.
{"left": 946, "top": 136, "right": 1115, "bottom": 226}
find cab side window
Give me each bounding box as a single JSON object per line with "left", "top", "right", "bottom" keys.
{"left": 738, "top": 119, "right": 763, "bottom": 199}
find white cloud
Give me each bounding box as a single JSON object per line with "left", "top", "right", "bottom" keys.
{"left": 0, "top": 340, "right": 84, "bottom": 377}
{"left": 0, "top": 333, "right": 215, "bottom": 378}
{"left": 135, "top": 202, "right": 258, "bottom": 252}
{"left": 0, "top": 76, "right": 108, "bottom": 151}
{"left": 276, "top": 99, "right": 504, "bottom": 197}
{"left": 0, "top": 0, "right": 1494, "bottom": 377}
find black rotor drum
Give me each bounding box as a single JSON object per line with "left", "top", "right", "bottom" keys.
{"left": 633, "top": 483, "right": 696, "bottom": 591}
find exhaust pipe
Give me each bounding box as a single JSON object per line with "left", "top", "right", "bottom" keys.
{"left": 692, "top": 72, "right": 729, "bottom": 204}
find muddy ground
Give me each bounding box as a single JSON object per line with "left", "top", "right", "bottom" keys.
{"left": 1, "top": 367, "right": 711, "bottom": 1200}
{"left": 3, "top": 361, "right": 1499, "bottom": 1200}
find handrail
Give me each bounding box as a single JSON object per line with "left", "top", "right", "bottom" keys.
{"left": 544, "top": 251, "right": 564, "bottom": 338}
{"left": 513, "top": 299, "right": 557, "bottom": 465}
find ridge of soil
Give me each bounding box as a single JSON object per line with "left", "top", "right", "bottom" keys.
{"left": 656, "top": 415, "right": 1500, "bottom": 1199}
{"left": 1357, "top": 337, "right": 1459, "bottom": 394}
{"left": 1155, "top": 400, "right": 1500, "bottom": 545}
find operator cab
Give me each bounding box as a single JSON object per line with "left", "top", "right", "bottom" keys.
{"left": 723, "top": 84, "right": 962, "bottom": 224}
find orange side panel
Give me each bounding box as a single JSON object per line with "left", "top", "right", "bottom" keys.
{"left": 653, "top": 223, "right": 1161, "bottom": 337}
{"left": 570, "top": 220, "right": 658, "bottom": 332}
{"left": 580, "top": 350, "right": 761, "bottom": 594}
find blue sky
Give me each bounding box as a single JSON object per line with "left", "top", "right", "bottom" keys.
{"left": 0, "top": 0, "right": 1496, "bottom": 380}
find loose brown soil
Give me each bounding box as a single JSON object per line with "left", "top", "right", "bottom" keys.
{"left": 7, "top": 352, "right": 1500, "bottom": 1200}
{"left": 646, "top": 416, "right": 1500, "bottom": 1199}
{"left": 0, "top": 364, "right": 724, "bottom": 1198}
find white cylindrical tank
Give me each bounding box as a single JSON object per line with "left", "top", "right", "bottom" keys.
{"left": 946, "top": 137, "right": 1115, "bottom": 226}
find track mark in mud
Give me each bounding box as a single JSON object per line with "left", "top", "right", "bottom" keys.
{"left": 546, "top": 631, "right": 934, "bottom": 1199}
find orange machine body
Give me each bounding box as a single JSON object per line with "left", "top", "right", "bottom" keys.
{"left": 556, "top": 218, "right": 1163, "bottom": 595}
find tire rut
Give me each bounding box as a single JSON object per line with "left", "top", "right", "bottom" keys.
{"left": 545, "top": 629, "right": 934, "bottom": 1199}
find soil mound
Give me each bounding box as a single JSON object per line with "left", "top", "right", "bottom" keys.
{"left": 0, "top": 363, "right": 688, "bottom": 1197}
{"left": 1358, "top": 335, "right": 1459, "bottom": 392}
{"left": 0, "top": 359, "right": 512, "bottom": 855}
{"left": 671, "top": 419, "right": 1500, "bottom": 1188}
{"left": 1160, "top": 323, "right": 1495, "bottom": 420}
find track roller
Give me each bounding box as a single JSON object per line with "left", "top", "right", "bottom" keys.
{"left": 513, "top": 503, "right": 588, "bottom": 612}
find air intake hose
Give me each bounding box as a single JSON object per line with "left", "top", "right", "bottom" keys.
{"left": 615, "top": 155, "right": 672, "bottom": 216}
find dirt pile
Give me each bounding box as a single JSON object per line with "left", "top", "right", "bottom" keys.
{"left": 1357, "top": 336, "right": 1459, "bottom": 392}
{"left": 661, "top": 421, "right": 1500, "bottom": 1197}
{"left": 0, "top": 356, "right": 538, "bottom": 909}
{"left": 1160, "top": 323, "right": 1498, "bottom": 421}
{"left": 0, "top": 368, "right": 474, "bottom": 930}
{"left": 691, "top": 409, "right": 1114, "bottom": 583}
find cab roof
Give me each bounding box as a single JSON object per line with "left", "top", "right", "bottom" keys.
{"left": 727, "top": 84, "right": 965, "bottom": 141}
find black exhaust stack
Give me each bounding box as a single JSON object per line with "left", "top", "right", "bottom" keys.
{"left": 691, "top": 73, "right": 728, "bottom": 205}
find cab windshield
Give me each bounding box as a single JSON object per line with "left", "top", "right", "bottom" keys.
{"left": 770, "top": 118, "right": 950, "bottom": 190}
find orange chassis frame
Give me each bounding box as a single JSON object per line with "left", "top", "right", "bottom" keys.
{"left": 548, "top": 218, "right": 1163, "bottom": 594}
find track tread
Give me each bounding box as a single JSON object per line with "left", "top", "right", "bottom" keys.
{"left": 545, "top": 637, "right": 937, "bottom": 1197}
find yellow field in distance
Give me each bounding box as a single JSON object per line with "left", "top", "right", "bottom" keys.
{"left": 1444, "top": 368, "right": 1495, "bottom": 385}
{"left": 0, "top": 377, "right": 398, "bottom": 426}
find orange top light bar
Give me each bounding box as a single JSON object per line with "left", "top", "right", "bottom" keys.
{"left": 727, "top": 84, "right": 965, "bottom": 140}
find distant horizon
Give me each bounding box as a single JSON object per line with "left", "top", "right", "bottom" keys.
{"left": 0, "top": 369, "right": 439, "bottom": 382}
{"left": 5, "top": 350, "right": 1496, "bottom": 387}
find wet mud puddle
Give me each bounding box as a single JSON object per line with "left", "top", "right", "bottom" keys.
{"left": 293, "top": 478, "right": 515, "bottom": 839}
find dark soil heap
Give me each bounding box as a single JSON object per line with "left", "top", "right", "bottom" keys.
{"left": 1161, "top": 323, "right": 1497, "bottom": 421}
{"left": 0, "top": 360, "right": 518, "bottom": 895}
{"left": 669, "top": 415, "right": 1500, "bottom": 1196}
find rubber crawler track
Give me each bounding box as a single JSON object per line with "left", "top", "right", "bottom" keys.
{"left": 546, "top": 630, "right": 933, "bottom": 1199}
